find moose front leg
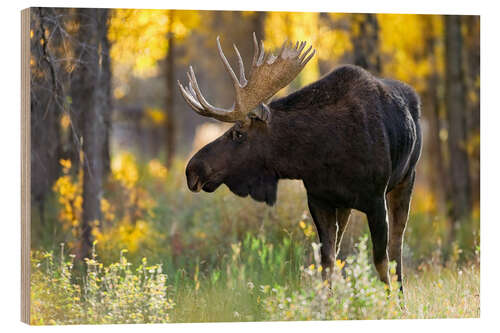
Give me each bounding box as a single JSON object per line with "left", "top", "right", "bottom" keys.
{"left": 366, "top": 197, "right": 390, "bottom": 285}
{"left": 307, "top": 194, "right": 338, "bottom": 279}
{"left": 335, "top": 208, "right": 351, "bottom": 256}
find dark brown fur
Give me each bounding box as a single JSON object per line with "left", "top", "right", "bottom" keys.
{"left": 186, "top": 65, "right": 422, "bottom": 290}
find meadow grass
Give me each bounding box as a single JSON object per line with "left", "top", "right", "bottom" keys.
{"left": 30, "top": 235, "right": 479, "bottom": 324}
{"left": 30, "top": 155, "right": 480, "bottom": 324}
{"left": 403, "top": 261, "right": 480, "bottom": 319}
{"left": 167, "top": 261, "right": 480, "bottom": 322}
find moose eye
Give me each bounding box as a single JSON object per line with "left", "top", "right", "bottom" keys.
{"left": 231, "top": 130, "right": 245, "bottom": 142}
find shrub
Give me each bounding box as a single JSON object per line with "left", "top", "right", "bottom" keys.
{"left": 30, "top": 243, "right": 174, "bottom": 325}
{"left": 264, "top": 236, "right": 402, "bottom": 321}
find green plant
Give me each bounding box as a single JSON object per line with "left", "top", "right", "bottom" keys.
{"left": 30, "top": 243, "right": 174, "bottom": 325}
{"left": 264, "top": 236, "right": 402, "bottom": 320}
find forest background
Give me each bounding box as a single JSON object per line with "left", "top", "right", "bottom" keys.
{"left": 27, "top": 8, "right": 480, "bottom": 323}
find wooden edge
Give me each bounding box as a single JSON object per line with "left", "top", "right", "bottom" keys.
{"left": 21, "top": 7, "right": 31, "bottom": 325}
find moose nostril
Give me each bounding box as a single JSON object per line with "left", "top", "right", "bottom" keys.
{"left": 187, "top": 174, "right": 200, "bottom": 192}
{"left": 186, "top": 166, "right": 201, "bottom": 191}
{"left": 186, "top": 160, "right": 210, "bottom": 192}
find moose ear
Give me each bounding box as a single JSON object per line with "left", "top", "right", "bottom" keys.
{"left": 249, "top": 103, "right": 271, "bottom": 124}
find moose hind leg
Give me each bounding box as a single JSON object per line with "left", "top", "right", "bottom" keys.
{"left": 366, "top": 197, "right": 390, "bottom": 285}
{"left": 387, "top": 171, "right": 416, "bottom": 291}
{"left": 307, "top": 194, "right": 338, "bottom": 278}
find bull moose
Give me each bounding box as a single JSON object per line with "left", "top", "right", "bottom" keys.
{"left": 178, "top": 34, "right": 422, "bottom": 290}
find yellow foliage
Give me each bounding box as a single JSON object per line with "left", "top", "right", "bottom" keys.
{"left": 146, "top": 108, "right": 166, "bottom": 125}
{"left": 318, "top": 19, "right": 352, "bottom": 62}
{"left": 148, "top": 159, "right": 168, "bottom": 180}
{"left": 100, "top": 198, "right": 115, "bottom": 222}
{"left": 128, "top": 187, "right": 157, "bottom": 215}
{"left": 59, "top": 158, "right": 72, "bottom": 173}
{"left": 109, "top": 9, "right": 200, "bottom": 79}
{"left": 109, "top": 9, "right": 168, "bottom": 78}
{"left": 264, "top": 12, "right": 320, "bottom": 88}
{"left": 113, "top": 87, "right": 126, "bottom": 100}
{"left": 53, "top": 168, "right": 83, "bottom": 238}
{"left": 241, "top": 11, "right": 258, "bottom": 18}
{"left": 112, "top": 151, "right": 139, "bottom": 189}
{"left": 378, "top": 14, "right": 443, "bottom": 91}
{"left": 60, "top": 113, "right": 70, "bottom": 130}
{"left": 53, "top": 149, "right": 160, "bottom": 257}
{"left": 465, "top": 132, "right": 480, "bottom": 157}
{"left": 93, "top": 218, "right": 158, "bottom": 255}
{"left": 412, "top": 185, "right": 437, "bottom": 214}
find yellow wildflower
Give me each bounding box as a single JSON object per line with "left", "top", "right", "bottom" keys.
{"left": 59, "top": 158, "right": 72, "bottom": 172}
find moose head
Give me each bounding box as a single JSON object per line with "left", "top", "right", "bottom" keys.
{"left": 179, "top": 34, "right": 315, "bottom": 205}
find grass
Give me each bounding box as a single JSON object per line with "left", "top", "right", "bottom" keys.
{"left": 30, "top": 155, "right": 480, "bottom": 324}
{"left": 168, "top": 263, "right": 480, "bottom": 322}
{"left": 404, "top": 262, "right": 480, "bottom": 318}
{"left": 30, "top": 236, "right": 479, "bottom": 324}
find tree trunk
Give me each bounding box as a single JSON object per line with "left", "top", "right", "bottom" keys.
{"left": 462, "top": 15, "right": 480, "bottom": 208}
{"left": 421, "top": 16, "right": 450, "bottom": 213}
{"left": 425, "top": 75, "right": 450, "bottom": 211}
{"left": 251, "top": 11, "right": 266, "bottom": 40}
{"left": 351, "top": 13, "right": 381, "bottom": 75}
{"left": 99, "top": 9, "right": 112, "bottom": 178}
{"left": 30, "top": 8, "right": 62, "bottom": 225}
{"left": 165, "top": 10, "right": 176, "bottom": 168}
{"left": 72, "top": 8, "right": 103, "bottom": 261}
{"left": 444, "top": 15, "right": 472, "bottom": 226}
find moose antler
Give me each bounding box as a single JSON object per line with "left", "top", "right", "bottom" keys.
{"left": 178, "top": 33, "right": 316, "bottom": 123}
